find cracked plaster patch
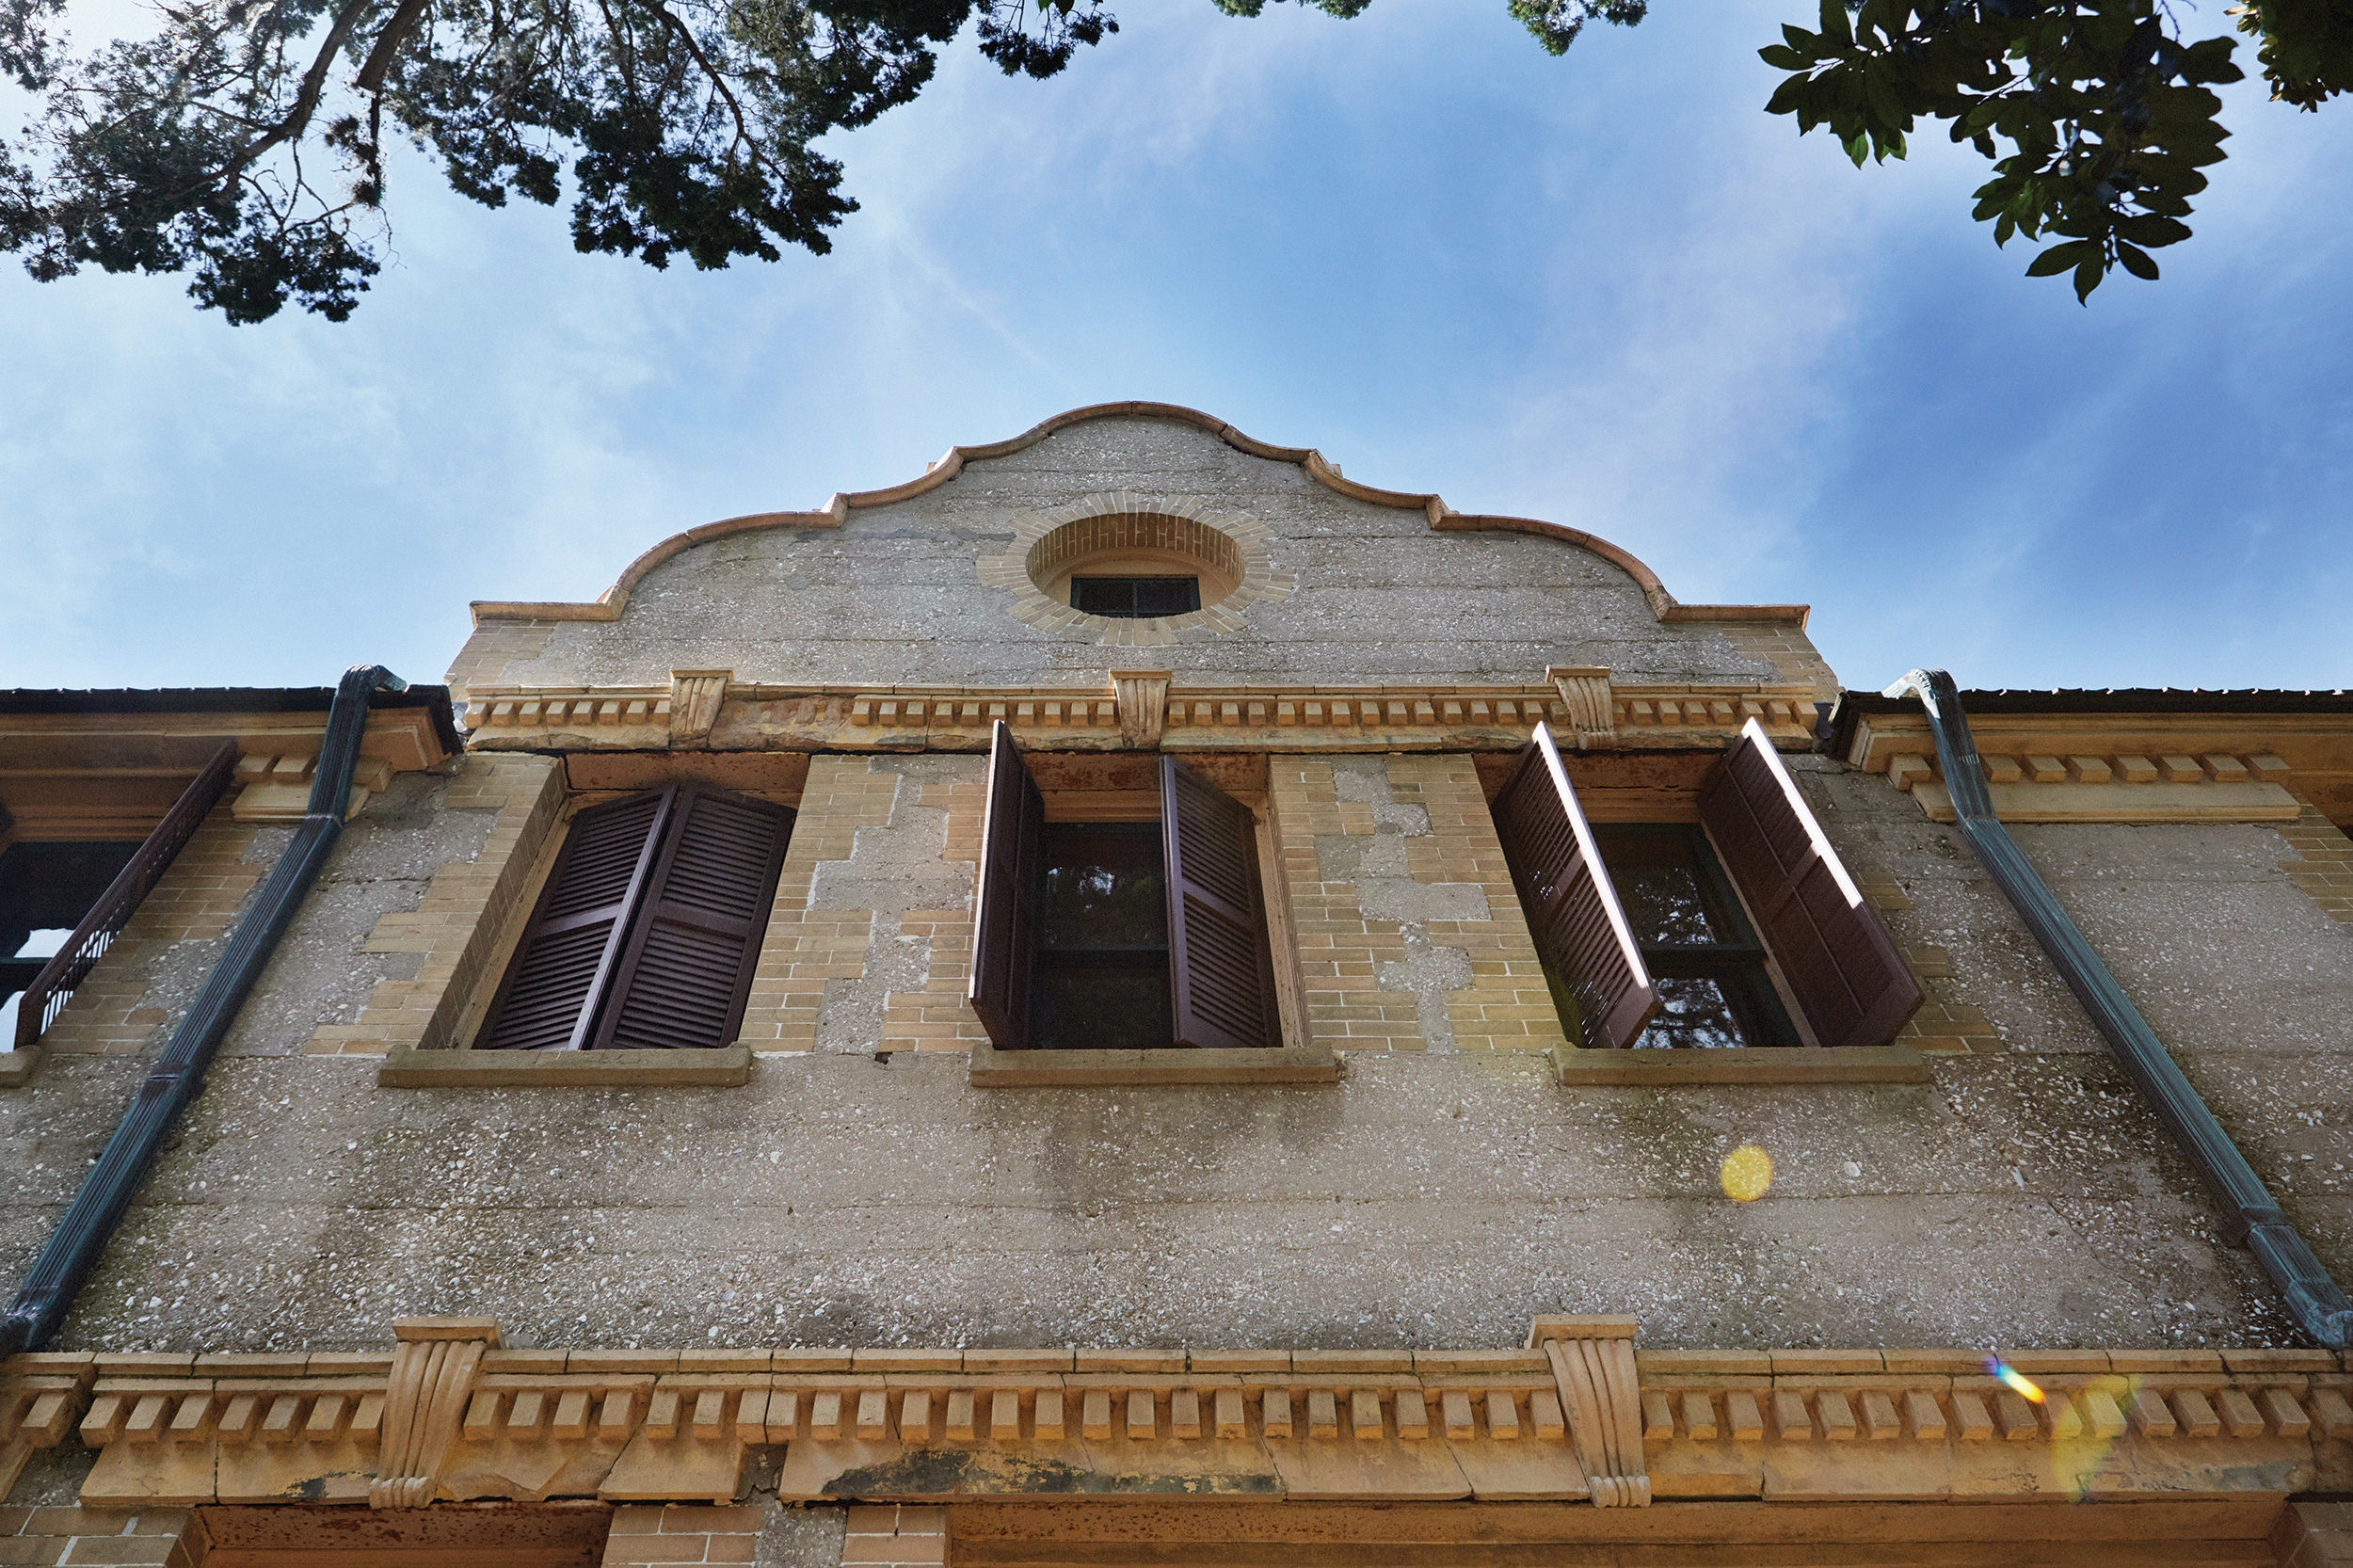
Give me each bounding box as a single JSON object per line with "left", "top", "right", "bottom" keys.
{"left": 811, "top": 758, "right": 976, "bottom": 1054}
{"left": 1321, "top": 758, "right": 1486, "bottom": 1054}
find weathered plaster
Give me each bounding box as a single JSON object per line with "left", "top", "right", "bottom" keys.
{"left": 449, "top": 419, "right": 1783, "bottom": 697}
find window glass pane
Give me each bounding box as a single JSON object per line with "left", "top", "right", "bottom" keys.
{"left": 1032, "top": 968, "right": 1174, "bottom": 1052}
{"left": 1032, "top": 822, "right": 1174, "bottom": 1049}
{"left": 1129, "top": 577, "right": 1199, "bottom": 616}
{"left": 1603, "top": 848, "right": 1721, "bottom": 945}
{"left": 1036, "top": 824, "right": 1167, "bottom": 952}
{"left": 1631, "top": 976, "right": 1748, "bottom": 1048}
{"left": 1070, "top": 576, "right": 1200, "bottom": 619}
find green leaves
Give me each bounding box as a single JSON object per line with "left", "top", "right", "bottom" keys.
{"left": 1757, "top": 0, "right": 2282, "bottom": 300}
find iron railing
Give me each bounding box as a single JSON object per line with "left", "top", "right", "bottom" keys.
{"left": 10, "top": 740, "right": 239, "bottom": 1052}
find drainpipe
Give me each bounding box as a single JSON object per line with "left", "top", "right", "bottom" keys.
{"left": 1883, "top": 669, "right": 2351, "bottom": 1349}
{"left": 0, "top": 665, "right": 407, "bottom": 1355}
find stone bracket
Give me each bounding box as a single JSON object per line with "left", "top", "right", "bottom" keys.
{"left": 668, "top": 670, "right": 733, "bottom": 747}
{"left": 1546, "top": 666, "right": 1615, "bottom": 747}
{"left": 1110, "top": 671, "right": 1172, "bottom": 750}
{"left": 372, "top": 1316, "right": 500, "bottom": 1508}
{"left": 1531, "top": 1317, "right": 1650, "bottom": 1507}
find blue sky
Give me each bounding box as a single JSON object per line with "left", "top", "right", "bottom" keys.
{"left": 3, "top": 0, "right": 2347, "bottom": 696}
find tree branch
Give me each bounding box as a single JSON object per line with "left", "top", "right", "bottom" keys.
{"left": 647, "top": 0, "right": 765, "bottom": 166}
{"left": 354, "top": 0, "right": 430, "bottom": 90}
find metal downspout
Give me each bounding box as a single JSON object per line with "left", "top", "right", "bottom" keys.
{"left": 1884, "top": 668, "right": 2351, "bottom": 1348}
{"left": 0, "top": 664, "right": 407, "bottom": 1356}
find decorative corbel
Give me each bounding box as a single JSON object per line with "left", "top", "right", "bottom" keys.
{"left": 1545, "top": 666, "right": 1615, "bottom": 748}
{"left": 1529, "top": 1316, "right": 1649, "bottom": 1507}
{"left": 668, "top": 670, "right": 732, "bottom": 747}
{"left": 1110, "top": 671, "right": 1172, "bottom": 750}
{"left": 371, "top": 1317, "right": 499, "bottom": 1508}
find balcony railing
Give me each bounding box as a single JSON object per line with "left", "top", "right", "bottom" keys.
{"left": 10, "top": 741, "right": 239, "bottom": 1052}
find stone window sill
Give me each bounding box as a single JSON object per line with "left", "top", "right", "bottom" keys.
{"left": 0, "top": 1047, "right": 40, "bottom": 1088}
{"left": 378, "top": 1043, "right": 750, "bottom": 1087}
{"left": 968, "top": 1041, "right": 1338, "bottom": 1087}
{"left": 1547, "top": 1043, "right": 1929, "bottom": 1086}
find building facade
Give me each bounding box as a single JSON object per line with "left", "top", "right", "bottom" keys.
{"left": 1, "top": 404, "right": 2350, "bottom": 1565}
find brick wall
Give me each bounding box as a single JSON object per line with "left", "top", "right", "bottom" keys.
{"left": 35, "top": 803, "right": 263, "bottom": 1057}
{"left": 881, "top": 766, "right": 987, "bottom": 1055}
{"left": 0, "top": 1508, "right": 196, "bottom": 1568}
{"left": 738, "top": 757, "right": 988, "bottom": 1055}
{"left": 600, "top": 1505, "right": 759, "bottom": 1568}
{"left": 1856, "top": 879, "right": 2007, "bottom": 1057}
{"left": 1717, "top": 621, "right": 1839, "bottom": 705}
{"left": 2279, "top": 794, "right": 2353, "bottom": 923}
{"left": 312, "top": 753, "right": 564, "bottom": 1055}
{"left": 838, "top": 1508, "right": 944, "bottom": 1568}
{"left": 1274, "top": 755, "right": 1563, "bottom": 1053}
{"left": 740, "top": 755, "right": 891, "bottom": 1053}
{"left": 443, "top": 622, "right": 557, "bottom": 710}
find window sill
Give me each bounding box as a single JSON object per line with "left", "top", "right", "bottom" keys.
{"left": 378, "top": 1043, "right": 751, "bottom": 1088}
{"left": 1546, "top": 1043, "right": 1929, "bottom": 1086}
{"left": 968, "top": 1041, "right": 1338, "bottom": 1087}
{"left": 0, "top": 1047, "right": 40, "bottom": 1088}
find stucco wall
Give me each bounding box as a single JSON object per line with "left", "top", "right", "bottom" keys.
{"left": 447, "top": 417, "right": 1784, "bottom": 696}
{"left": 7, "top": 754, "right": 2349, "bottom": 1359}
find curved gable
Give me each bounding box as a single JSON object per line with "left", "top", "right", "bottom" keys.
{"left": 452, "top": 404, "right": 1810, "bottom": 697}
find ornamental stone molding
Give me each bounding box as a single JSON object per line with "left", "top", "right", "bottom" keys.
{"left": 1546, "top": 666, "right": 1616, "bottom": 748}
{"left": 1109, "top": 670, "right": 1172, "bottom": 749}
{"left": 458, "top": 680, "right": 1823, "bottom": 757}
{"left": 371, "top": 1318, "right": 498, "bottom": 1508}
{"left": 975, "top": 493, "right": 1297, "bottom": 648}
{"left": 41, "top": 1321, "right": 2353, "bottom": 1511}
{"left": 667, "top": 670, "right": 731, "bottom": 747}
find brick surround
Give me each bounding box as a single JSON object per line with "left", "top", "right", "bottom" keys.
{"left": 600, "top": 1505, "right": 760, "bottom": 1568}
{"left": 314, "top": 754, "right": 564, "bottom": 1055}
{"left": 839, "top": 1508, "right": 945, "bottom": 1568}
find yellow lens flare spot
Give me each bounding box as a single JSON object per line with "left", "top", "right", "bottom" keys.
{"left": 1985, "top": 1356, "right": 2045, "bottom": 1402}
{"left": 1719, "top": 1144, "right": 1773, "bottom": 1202}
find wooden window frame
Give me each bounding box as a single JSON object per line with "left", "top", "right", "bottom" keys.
{"left": 968, "top": 727, "right": 1332, "bottom": 1087}
{"left": 1483, "top": 725, "right": 1931, "bottom": 1087}
{"left": 381, "top": 782, "right": 791, "bottom": 1088}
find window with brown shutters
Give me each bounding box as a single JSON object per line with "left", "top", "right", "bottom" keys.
{"left": 968, "top": 723, "right": 1045, "bottom": 1049}
{"left": 478, "top": 784, "right": 792, "bottom": 1052}
{"left": 966, "top": 723, "right": 1282, "bottom": 1052}
{"left": 1489, "top": 725, "right": 1658, "bottom": 1050}
{"left": 1698, "top": 717, "right": 1924, "bottom": 1049}
{"left": 1162, "top": 756, "right": 1281, "bottom": 1051}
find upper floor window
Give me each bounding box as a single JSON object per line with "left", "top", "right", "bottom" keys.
{"left": 969, "top": 723, "right": 1283, "bottom": 1052}
{"left": 1069, "top": 575, "right": 1201, "bottom": 618}
{"left": 1491, "top": 719, "right": 1921, "bottom": 1052}
{"left": 478, "top": 783, "right": 792, "bottom": 1051}
{"left": 1593, "top": 824, "right": 1801, "bottom": 1049}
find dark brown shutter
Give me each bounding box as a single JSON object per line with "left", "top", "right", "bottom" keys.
{"left": 478, "top": 789, "right": 673, "bottom": 1051}
{"left": 1161, "top": 757, "right": 1281, "bottom": 1050}
{"left": 594, "top": 785, "right": 793, "bottom": 1050}
{"left": 1491, "top": 725, "right": 1657, "bottom": 1049}
{"left": 968, "top": 721, "right": 1044, "bottom": 1049}
{"left": 1700, "top": 718, "right": 1924, "bottom": 1049}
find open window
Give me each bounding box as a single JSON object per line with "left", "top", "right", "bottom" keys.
{"left": 476, "top": 783, "right": 792, "bottom": 1053}
{"left": 1493, "top": 720, "right": 1925, "bottom": 1081}
{"left": 968, "top": 722, "right": 1329, "bottom": 1084}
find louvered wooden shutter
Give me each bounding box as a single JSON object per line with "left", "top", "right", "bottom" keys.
{"left": 1161, "top": 757, "right": 1281, "bottom": 1050}
{"left": 593, "top": 785, "right": 793, "bottom": 1050}
{"left": 1491, "top": 726, "right": 1657, "bottom": 1049}
{"left": 1700, "top": 718, "right": 1923, "bottom": 1049}
{"left": 968, "top": 721, "right": 1044, "bottom": 1049}
{"left": 478, "top": 789, "right": 674, "bottom": 1051}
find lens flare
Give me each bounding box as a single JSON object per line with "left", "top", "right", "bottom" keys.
{"left": 1720, "top": 1144, "right": 1773, "bottom": 1202}
{"left": 1984, "top": 1356, "right": 2045, "bottom": 1403}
